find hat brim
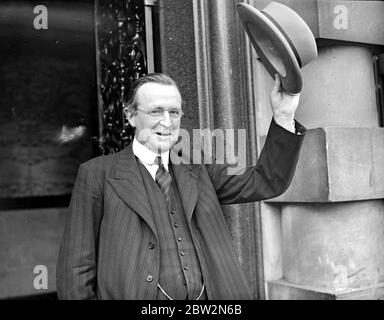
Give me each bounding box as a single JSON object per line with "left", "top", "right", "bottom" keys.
{"left": 237, "top": 3, "right": 302, "bottom": 94}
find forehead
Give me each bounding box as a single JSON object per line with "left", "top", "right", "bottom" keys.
{"left": 136, "top": 82, "right": 182, "bottom": 107}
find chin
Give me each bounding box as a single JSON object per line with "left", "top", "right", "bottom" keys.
{"left": 156, "top": 142, "right": 175, "bottom": 153}
{"left": 136, "top": 132, "right": 173, "bottom": 153}
{"left": 150, "top": 139, "right": 176, "bottom": 153}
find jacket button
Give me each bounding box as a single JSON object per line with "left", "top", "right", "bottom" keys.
{"left": 148, "top": 242, "right": 155, "bottom": 249}
{"left": 146, "top": 275, "right": 153, "bottom": 282}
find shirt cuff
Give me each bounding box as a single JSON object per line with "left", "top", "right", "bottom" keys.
{"left": 273, "top": 117, "right": 306, "bottom": 135}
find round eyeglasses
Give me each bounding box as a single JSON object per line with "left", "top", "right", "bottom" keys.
{"left": 136, "top": 108, "right": 184, "bottom": 120}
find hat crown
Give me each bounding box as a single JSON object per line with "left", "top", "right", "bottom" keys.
{"left": 236, "top": 2, "right": 318, "bottom": 93}
{"left": 262, "top": 2, "right": 317, "bottom": 67}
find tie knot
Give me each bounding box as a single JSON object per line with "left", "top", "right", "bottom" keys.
{"left": 154, "top": 156, "right": 162, "bottom": 166}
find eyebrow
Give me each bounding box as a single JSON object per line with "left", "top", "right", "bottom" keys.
{"left": 151, "top": 106, "right": 182, "bottom": 110}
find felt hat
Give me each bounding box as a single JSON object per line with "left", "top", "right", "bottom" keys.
{"left": 237, "top": 2, "right": 318, "bottom": 94}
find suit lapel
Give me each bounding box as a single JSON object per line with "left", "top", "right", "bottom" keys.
{"left": 107, "top": 144, "right": 157, "bottom": 238}
{"left": 107, "top": 144, "right": 201, "bottom": 234}
{"left": 170, "top": 149, "right": 200, "bottom": 222}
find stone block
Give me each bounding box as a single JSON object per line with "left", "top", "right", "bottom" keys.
{"left": 261, "top": 203, "right": 284, "bottom": 282}
{"left": 318, "top": 0, "right": 384, "bottom": 46}
{"left": 281, "top": 201, "right": 384, "bottom": 290}
{"left": 268, "top": 279, "right": 384, "bottom": 300}
{"left": 0, "top": 207, "right": 67, "bottom": 298}
{"left": 269, "top": 126, "right": 384, "bottom": 202}
{"left": 299, "top": 46, "right": 378, "bottom": 129}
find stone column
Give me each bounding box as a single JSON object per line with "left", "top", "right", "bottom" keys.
{"left": 265, "top": 16, "right": 384, "bottom": 299}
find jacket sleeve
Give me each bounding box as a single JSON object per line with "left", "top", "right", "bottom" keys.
{"left": 206, "top": 118, "right": 306, "bottom": 204}
{"left": 56, "top": 162, "right": 103, "bottom": 299}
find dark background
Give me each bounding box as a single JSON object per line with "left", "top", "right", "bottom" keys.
{"left": 0, "top": 0, "right": 98, "bottom": 209}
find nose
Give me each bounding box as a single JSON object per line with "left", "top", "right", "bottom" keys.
{"left": 159, "top": 111, "right": 172, "bottom": 127}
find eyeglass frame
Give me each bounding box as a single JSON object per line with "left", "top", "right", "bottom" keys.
{"left": 135, "top": 107, "right": 184, "bottom": 120}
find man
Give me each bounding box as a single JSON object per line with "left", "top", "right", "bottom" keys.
{"left": 57, "top": 73, "right": 305, "bottom": 300}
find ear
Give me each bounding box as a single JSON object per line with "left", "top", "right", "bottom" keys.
{"left": 124, "top": 107, "right": 136, "bottom": 127}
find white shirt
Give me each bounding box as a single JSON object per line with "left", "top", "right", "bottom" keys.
{"left": 132, "top": 138, "right": 170, "bottom": 180}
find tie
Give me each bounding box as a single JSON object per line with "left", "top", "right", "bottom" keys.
{"left": 155, "top": 156, "right": 172, "bottom": 201}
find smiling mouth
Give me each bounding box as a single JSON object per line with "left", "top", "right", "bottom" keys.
{"left": 156, "top": 132, "right": 171, "bottom": 136}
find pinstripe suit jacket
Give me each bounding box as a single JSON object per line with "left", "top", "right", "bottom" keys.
{"left": 57, "top": 119, "right": 305, "bottom": 300}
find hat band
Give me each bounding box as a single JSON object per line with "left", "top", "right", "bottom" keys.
{"left": 261, "top": 11, "right": 302, "bottom": 68}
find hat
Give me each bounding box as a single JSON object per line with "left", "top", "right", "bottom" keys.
{"left": 237, "top": 2, "right": 317, "bottom": 94}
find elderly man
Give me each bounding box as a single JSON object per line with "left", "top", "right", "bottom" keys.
{"left": 57, "top": 72, "right": 305, "bottom": 300}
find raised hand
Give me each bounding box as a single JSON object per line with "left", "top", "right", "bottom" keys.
{"left": 270, "top": 74, "right": 300, "bottom": 132}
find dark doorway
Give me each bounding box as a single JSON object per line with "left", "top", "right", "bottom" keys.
{"left": 0, "top": 0, "right": 99, "bottom": 210}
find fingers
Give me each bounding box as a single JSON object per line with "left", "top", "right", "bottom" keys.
{"left": 273, "top": 74, "right": 301, "bottom": 96}
{"left": 271, "top": 73, "right": 281, "bottom": 96}
{"left": 286, "top": 92, "right": 300, "bottom": 97}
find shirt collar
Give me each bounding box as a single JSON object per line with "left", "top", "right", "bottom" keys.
{"left": 132, "top": 138, "right": 170, "bottom": 166}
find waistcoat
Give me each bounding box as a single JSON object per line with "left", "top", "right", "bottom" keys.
{"left": 137, "top": 161, "right": 206, "bottom": 300}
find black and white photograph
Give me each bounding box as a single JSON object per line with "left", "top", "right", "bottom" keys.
{"left": 0, "top": 0, "right": 384, "bottom": 310}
